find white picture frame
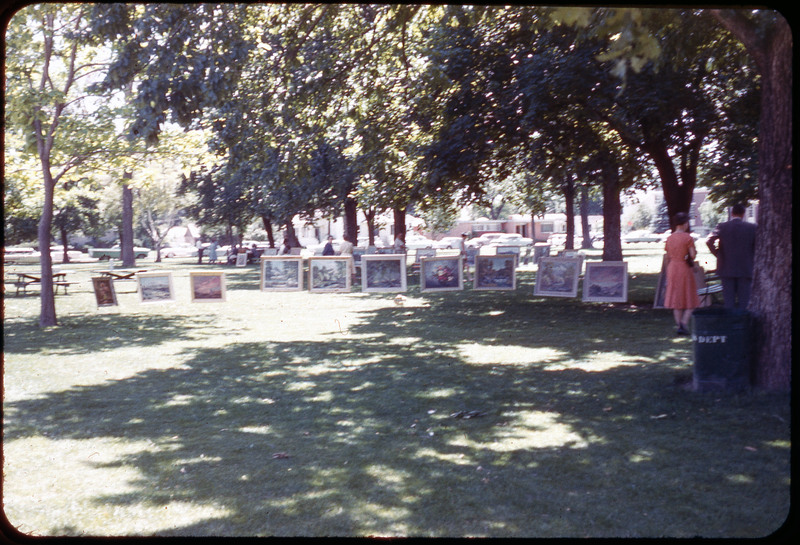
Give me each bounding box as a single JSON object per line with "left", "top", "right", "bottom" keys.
{"left": 534, "top": 257, "right": 580, "bottom": 298}
{"left": 420, "top": 256, "right": 464, "bottom": 292}
{"left": 582, "top": 261, "right": 628, "bottom": 303}
{"left": 137, "top": 271, "right": 175, "bottom": 303}
{"left": 361, "top": 254, "right": 407, "bottom": 293}
{"left": 474, "top": 255, "right": 517, "bottom": 291}
{"left": 189, "top": 270, "right": 227, "bottom": 302}
{"left": 260, "top": 256, "right": 304, "bottom": 291}
{"left": 308, "top": 257, "right": 352, "bottom": 293}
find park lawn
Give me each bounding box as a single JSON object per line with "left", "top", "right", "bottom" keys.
{"left": 2, "top": 249, "right": 790, "bottom": 538}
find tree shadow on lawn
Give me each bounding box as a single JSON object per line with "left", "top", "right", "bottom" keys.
{"left": 4, "top": 327, "right": 791, "bottom": 537}
{"left": 1, "top": 313, "right": 224, "bottom": 356}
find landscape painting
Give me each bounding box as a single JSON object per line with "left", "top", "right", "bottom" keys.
{"left": 361, "top": 254, "right": 407, "bottom": 293}
{"left": 534, "top": 257, "right": 580, "bottom": 298}
{"left": 474, "top": 255, "right": 516, "bottom": 290}
{"left": 137, "top": 271, "right": 174, "bottom": 303}
{"left": 309, "top": 257, "right": 351, "bottom": 292}
{"left": 260, "top": 256, "right": 303, "bottom": 291}
{"left": 582, "top": 261, "right": 628, "bottom": 302}
{"left": 190, "top": 271, "right": 227, "bottom": 302}
{"left": 420, "top": 256, "right": 463, "bottom": 292}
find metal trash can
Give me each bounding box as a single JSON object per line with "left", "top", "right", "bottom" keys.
{"left": 691, "top": 308, "right": 753, "bottom": 392}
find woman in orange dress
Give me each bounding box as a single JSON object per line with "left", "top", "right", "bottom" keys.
{"left": 664, "top": 212, "right": 700, "bottom": 335}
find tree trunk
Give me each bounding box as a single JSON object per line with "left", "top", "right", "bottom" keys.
{"left": 712, "top": 10, "right": 792, "bottom": 391}
{"left": 344, "top": 197, "right": 359, "bottom": 243}
{"left": 580, "top": 185, "right": 594, "bottom": 249}
{"left": 38, "top": 176, "right": 57, "bottom": 327}
{"left": 600, "top": 154, "right": 623, "bottom": 262}
{"left": 121, "top": 179, "right": 135, "bottom": 267}
{"left": 284, "top": 220, "right": 300, "bottom": 248}
{"left": 59, "top": 227, "right": 70, "bottom": 264}
{"left": 393, "top": 206, "right": 407, "bottom": 242}
{"left": 644, "top": 137, "right": 696, "bottom": 225}
{"left": 365, "top": 208, "right": 377, "bottom": 246}
{"left": 261, "top": 215, "right": 275, "bottom": 248}
{"left": 564, "top": 174, "right": 575, "bottom": 250}
{"left": 530, "top": 211, "right": 537, "bottom": 243}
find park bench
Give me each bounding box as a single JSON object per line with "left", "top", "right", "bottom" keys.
{"left": 9, "top": 272, "right": 75, "bottom": 296}
{"left": 697, "top": 274, "right": 723, "bottom": 306}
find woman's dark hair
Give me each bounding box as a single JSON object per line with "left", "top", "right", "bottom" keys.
{"left": 673, "top": 212, "right": 690, "bottom": 226}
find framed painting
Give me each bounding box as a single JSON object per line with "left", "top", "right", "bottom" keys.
{"left": 137, "top": 271, "right": 175, "bottom": 303}
{"left": 420, "top": 256, "right": 463, "bottom": 292}
{"left": 653, "top": 255, "right": 668, "bottom": 309}
{"left": 414, "top": 248, "right": 437, "bottom": 264}
{"left": 582, "top": 261, "right": 628, "bottom": 302}
{"left": 190, "top": 270, "right": 227, "bottom": 302}
{"left": 474, "top": 255, "right": 517, "bottom": 291}
{"left": 92, "top": 276, "right": 118, "bottom": 307}
{"left": 534, "top": 257, "right": 580, "bottom": 298}
{"left": 235, "top": 252, "right": 248, "bottom": 267}
{"left": 361, "top": 254, "right": 407, "bottom": 293}
{"left": 260, "top": 256, "right": 303, "bottom": 291}
{"left": 493, "top": 245, "right": 520, "bottom": 267}
{"left": 309, "top": 257, "right": 351, "bottom": 292}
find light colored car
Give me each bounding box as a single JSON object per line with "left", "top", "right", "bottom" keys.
{"left": 4, "top": 247, "right": 40, "bottom": 264}
{"left": 623, "top": 230, "right": 663, "bottom": 243}
{"left": 50, "top": 246, "right": 85, "bottom": 262}
{"left": 159, "top": 244, "right": 197, "bottom": 258}
{"left": 467, "top": 232, "right": 505, "bottom": 249}
{"left": 404, "top": 233, "right": 434, "bottom": 251}
{"left": 89, "top": 245, "right": 152, "bottom": 260}
{"left": 433, "top": 236, "right": 464, "bottom": 249}
{"left": 487, "top": 233, "right": 534, "bottom": 248}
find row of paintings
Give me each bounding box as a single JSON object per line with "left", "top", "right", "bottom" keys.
{"left": 91, "top": 256, "right": 629, "bottom": 307}
{"left": 91, "top": 271, "right": 227, "bottom": 307}
{"left": 534, "top": 258, "right": 628, "bottom": 302}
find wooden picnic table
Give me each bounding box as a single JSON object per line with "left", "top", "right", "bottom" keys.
{"left": 92, "top": 268, "right": 148, "bottom": 281}
{"left": 11, "top": 271, "right": 73, "bottom": 295}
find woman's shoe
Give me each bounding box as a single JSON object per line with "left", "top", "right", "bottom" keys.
{"left": 676, "top": 325, "right": 689, "bottom": 336}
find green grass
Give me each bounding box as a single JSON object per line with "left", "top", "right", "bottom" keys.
{"left": 2, "top": 249, "right": 791, "bottom": 537}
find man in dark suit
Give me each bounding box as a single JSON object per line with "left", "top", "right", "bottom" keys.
{"left": 706, "top": 204, "right": 757, "bottom": 309}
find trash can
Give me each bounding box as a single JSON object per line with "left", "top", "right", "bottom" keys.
{"left": 691, "top": 308, "right": 753, "bottom": 392}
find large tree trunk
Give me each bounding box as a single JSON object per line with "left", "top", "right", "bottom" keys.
{"left": 579, "top": 185, "right": 594, "bottom": 249}
{"left": 284, "top": 220, "right": 300, "bottom": 248}
{"left": 261, "top": 215, "right": 275, "bottom": 248}
{"left": 121, "top": 179, "right": 135, "bottom": 267}
{"left": 364, "top": 208, "right": 377, "bottom": 247}
{"left": 644, "top": 137, "right": 696, "bottom": 225}
{"left": 393, "top": 207, "right": 407, "bottom": 242}
{"left": 344, "top": 197, "right": 359, "bottom": 243}
{"left": 59, "top": 227, "right": 70, "bottom": 264}
{"left": 38, "top": 176, "right": 57, "bottom": 327}
{"left": 600, "top": 155, "right": 623, "bottom": 262}
{"left": 563, "top": 174, "right": 576, "bottom": 250}
{"left": 712, "top": 10, "right": 792, "bottom": 391}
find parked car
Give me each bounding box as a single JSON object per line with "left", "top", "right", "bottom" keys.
{"left": 404, "top": 233, "right": 434, "bottom": 251}
{"left": 88, "top": 245, "right": 152, "bottom": 260}
{"left": 466, "top": 232, "right": 505, "bottom": 249}
{"left": 623, "top": 230, "right": 663, "bottom": 243}
{"left": 50, "top": 246, "right": 85, "bottom": 262}
{"left": 487, "top": 233, "right": 534, "bottom": 248}
{"left": 3, "top": 247, "right": 40, "bottom": 264}
{"left": 158, "top": 244, "right": 197, "bottom": 258}
{"left": 433, "top": 236, "right": 464, "bottom": 249}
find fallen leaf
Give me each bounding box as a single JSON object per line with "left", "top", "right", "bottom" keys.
{"left": 272, "top": 452, "right": 290, "bottom": 459}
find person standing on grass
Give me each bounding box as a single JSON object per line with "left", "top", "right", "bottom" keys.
{"left": 705, "top": 203, "right": 757, "bottom": 309}
{"left": 208, "top": 238, "right": 218, "bottom": 264}
{"left": 664, "top": 212, "right": 700, "bottom": 335}
{"left": 322, "top": 235, "right": 335, "bottom": 256}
